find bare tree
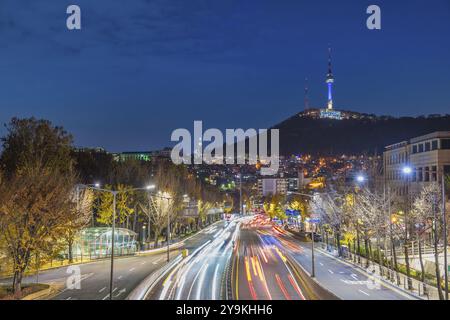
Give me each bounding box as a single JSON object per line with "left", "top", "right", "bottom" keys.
{"left": 354, "top": 188, "right": 389, "bottom": 272}
{"left": 63, "top": 188, "right": 94, "bottom": 263}
{"left": 413, "top": 182, "right": 444, "bottom": 299}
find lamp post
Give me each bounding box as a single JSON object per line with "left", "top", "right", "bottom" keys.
{"left": 442, "top": 173, "right": 448, "bottom": 300}
{"left": 354, "top": 173, "right": 367, "bottom": 264}
{"left": 402, "top": 165, "right": 413, "bottom": 290}
{"left": 239, "top": 172, "right": 243, "bottom": 215}
{"left": 78, "top": 183, "right": 156, "bottom": 300}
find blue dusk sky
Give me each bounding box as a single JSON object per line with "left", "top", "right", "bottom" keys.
{"left": 0, "top": 0, "right": 449, "bottom": 151}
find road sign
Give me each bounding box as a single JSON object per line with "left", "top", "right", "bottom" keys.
{"left": 306, "top": 218, "right": 320, "bottom": 223}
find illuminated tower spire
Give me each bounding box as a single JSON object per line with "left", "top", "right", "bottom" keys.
{"left": 304, "top": 77, "right": 309, "bottom": 110}
{"left": 326, "top": 46, "right": 334, "bottom": 110}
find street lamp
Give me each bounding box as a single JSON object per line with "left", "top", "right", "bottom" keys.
{"left": 442, "top": 172, "right": 448, "bottom": 300}
{"left": 356, "top": 174, "right": 366, "bottom": 184}
{"left": 401, "top": 165, "right": 414, "bottom": 290}
{"left": 402, "top": 166, "right": 413, "bottom": 175}
{"left": 77, "top": 183, "right": 157, "bottom": 300}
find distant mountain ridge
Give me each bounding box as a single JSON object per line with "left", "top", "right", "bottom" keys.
{"left": 272, "top": 110, "right": 450, "bottom": 156}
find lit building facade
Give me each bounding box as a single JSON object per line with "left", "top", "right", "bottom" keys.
{"left": 257, "top": 178, "right": 288, "bottom": 197}
{"left": 383, "top": 131, "right": 450, "bottom": 198}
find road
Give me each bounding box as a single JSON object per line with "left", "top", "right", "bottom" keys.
{"left": 146, "top": 218, "right": 241, "bottom": 300}
{"left": 0, "top": 221, "right": 228, "bottom": 300}
{"left": 232, "top": 217, "right": 336, "bottom": 300}
{"left": 274, "top": 228, "right": 418, "bottom": 300}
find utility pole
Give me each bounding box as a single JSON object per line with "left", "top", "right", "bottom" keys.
{"left": 443, "top": 173, "right": 448, "bottom": 300}
{"left": 239, "top": 171, "right": 243, "bottom": 215}
{"left": 167, "top": 197, "right": 170, "bottom": 262}
{"left": 311, "top": 223, "right": 315, "bottom": 278}
{"left": 109, "top": 191, "right": 117, "bottom": 300}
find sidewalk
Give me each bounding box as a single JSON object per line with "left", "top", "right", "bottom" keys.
{"left": 316, "top": 242, "right": 439, "bottom": 300}
{"left": 1, "top": 221, "right": 222, "bottom": 281}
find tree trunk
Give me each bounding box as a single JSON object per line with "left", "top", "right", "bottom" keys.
{"left": 154, "top": 230, "right": 160, "bottom": 248}
{"left": 68, "top": 239, "right": 74, "bottom": 263}
{"left": 13, "top": 270, "right": 23, "bottom": 296}
{"left": 404, "top": 243, "right": 413, "bottom": 289}
{"left": 417, "top": 234, "right": 428, "bottom": 296}
{"left": 433, "top": 219, "right": 444, "bottom": 300}
{"left": 376, "top": 235, "right": 383, "bottom": 276}
{"left": 356, "top": 227, "right": 361, "bottom": 264}
{"left": 336, "top": 232, "right": 342, "bottom": 257}
{"left": 364, "top": 238, "right": 370, "bottom": 268}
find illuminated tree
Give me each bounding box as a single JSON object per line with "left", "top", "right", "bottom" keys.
{"left": 412, "top": 182, "right": 444, "bottom": 299}
{"left": 0, "top": 164, "right": 87, "bottom": 295}
{"left": 95, "top": 184, "right": 135, "bottom": 225}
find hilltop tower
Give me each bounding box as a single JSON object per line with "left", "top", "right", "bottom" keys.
{"left": 304, "top": 77, "right": 309, "bottom": 110}
{"left": 326, "top": 46, "right": 334, "bottom": 110}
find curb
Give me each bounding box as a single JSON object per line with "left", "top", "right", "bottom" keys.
{"left": 315, "top": 246, "right": 423, "bottom": 300}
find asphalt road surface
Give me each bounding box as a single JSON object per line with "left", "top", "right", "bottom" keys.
{"left": 286, "top": 236, "right": 418, "bottom": 300}
{"left": 232, "top": 217, "right": 336, "bottom": 300}
{"left": 146, "top": 218, "right": 241, "bottom": 300}
{"left": 0, "top": 221, "right": 228, "bottom": 300}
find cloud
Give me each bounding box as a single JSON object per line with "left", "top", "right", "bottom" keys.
{"left": 0, "top": 0, "right": 267, "bottom": 62}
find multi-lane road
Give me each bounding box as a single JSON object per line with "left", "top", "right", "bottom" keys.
{"left": 1, "top": 216, "right": 420, "bottom": 300}
{"left": 0, "top": 220, "right": 230, "bottom": 300}
{"left": 146, "top": 219, "right": 240, "bottom": 300}
{"left": 232, "top": 217, "right": 337, "bottom": 300}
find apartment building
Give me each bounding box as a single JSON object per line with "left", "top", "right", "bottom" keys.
{"left": 384, "top": 131, "right": 450, "bottom": 197}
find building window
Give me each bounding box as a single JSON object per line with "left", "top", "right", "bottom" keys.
{"left": 424, "top": 167, "right": 430, "bottom": 182}
{"left": 418, "top": 144, "right": 424, "bottom": 153}
{"left": 425, "top": 142, "right": 431, "bottom": 152}
{"left": 432, "top": 166, "right": 437, "bottom": 181}
{"left": 442, "top": 139, "right": 450, "bottom": 150}
{"left": 418, "top": 167, "right": 423, "bottom": 182}
{"left": 445, "top": 165, "right": 450, "bottom": 176}
{"left": 412, "top": 145, "right": 418, "bottom": 154}
{"left": 432, "top": 140, "right": 438, "bottom": 150}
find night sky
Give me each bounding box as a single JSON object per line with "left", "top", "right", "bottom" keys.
{"left": 1, "top": 0, "right": 449, "bottom": 151}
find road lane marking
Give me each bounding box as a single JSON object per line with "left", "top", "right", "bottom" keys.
{"left": 98, "top": 287, "right": 106, "bottom": 293}
{"left": 328, "top": 269, "right": 334, "bottom": 274}
{"left": 187, "top": 263, "right": 206, "bottom": 299}
{"left": 114, "top": 288, "right": 127, "bottom": 298}
{"left": 359, "top": 289, "right": 370, "bottom": 296}
{"left": 195, "top": 263, "right": 209, "bottom": 300}
{"left": 152, "top": 257, "right": 163, "bottom": 265}
{"left": 118, "top": 275, "right": 123, "bottom": 280}
{"left": 319, "top": 262, "right": 324, "bottom": 266}
{"left": 141, "top": 261, "right": 146, "bottom": 265}
{"left": 351, "top": 274, "right": 359, "bottom": 280}
{"left": 66, "top": 297, "right": 72, "bottom": 300}
{"left": 129, "top": 267, "right": 135, "bottom": 272}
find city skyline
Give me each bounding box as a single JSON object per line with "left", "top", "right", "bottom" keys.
{"left": 0, "top": 1, "right": 449, "bottom": 153}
